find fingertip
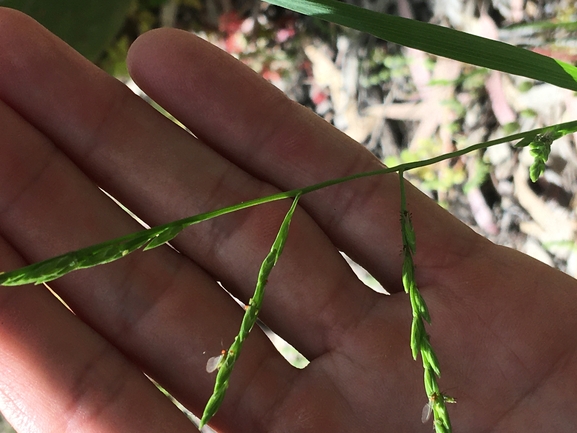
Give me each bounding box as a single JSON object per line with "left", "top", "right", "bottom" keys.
{"left": 0, "top": 7, "right": 46, "bottom": 56}
{"left": 127, "top": 27, "right": 189, "bottom": 82}
{"left": 0, "top": 6, "right": 33, "bottom": 25}
{"left": 126, "top": 27, "right": 161, "bottom": 70}
{"left": 127, "top": 27, "right": 236, "bottom": 105}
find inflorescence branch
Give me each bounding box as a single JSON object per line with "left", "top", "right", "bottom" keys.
{"left": 0, "top": 122, "right": 573, "bottom": 431}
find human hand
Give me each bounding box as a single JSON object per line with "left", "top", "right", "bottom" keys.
{"left": 0, "top": 8, "right": 575, "bottom": 432}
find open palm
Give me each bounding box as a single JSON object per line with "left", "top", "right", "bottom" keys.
{"left": 0, "top": 8, "right": 575, "bottom": 432}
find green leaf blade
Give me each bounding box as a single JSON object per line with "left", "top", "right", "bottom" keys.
{"left": 266, "top": 0, "right": 577, "bottom": 91}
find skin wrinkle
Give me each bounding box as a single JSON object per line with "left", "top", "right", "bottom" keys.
{"left": 230, "top": 347, "right": 297, "bottom": 433}
{"left": 0, "top": 13, "right": 96, "bottom": 149}
{"left": 270, "top": 249, "right": 364, "bottom": 359}
{"left": 270, "top": 291, "right": 406, "bottom": 432}
{"left": 0, "top": 108, "right": 59, "bottom": 218}
{"left": 492, "top": 376, "right": 543, "bottom": 427}
{"left": 0, "top": 245, "right": 55, "bottom": 430}
{"left": 317, "top": 361, "right": 358, "bottom": 426}
{"left": 0, "top": 385, "right": 34, "bottom": 433}
{"left": 164, "top": 185, "right": 364, "bottom": 361}
{"left": 99, "top": 252, "right": 185, "bottom": 348}
{"left": 487, "top": 312, "right": 534, "bottom": 382}
{"left": 241, "top": 98, "right": 319, "bottom": 182}
{"left": 35, "top": 66, "right": 332, "bottom": 346}
{"left": 429, "top": 230, "right": 490, "bottom": 276}
{"left": 78, "top": 81, "right": 134, "bottom": 165}
{"left": 127, "top": 32, "right": 414, "bottom": 264}
{"left": 318, "top": 274, "right": 380, "bottom": 355}
{"left": 430, "top": 250, "right": 573, "bottom": 429}
{"left": 63, "top": 344, "right": 127, "bottom": 432}
{"left": 58, "top": 249, "right": 215, "bottom": 372}
{"left": 0, "top": 93, "right": 266, "bottom": 425}
{"left": 201, "top": 211, "right": 269, "bottom": 287}
{"left": 310, "top": 149, "right": 387, "bottom": 233}
{"left": 145, "top": 272, "right": 282, "bottom": 422}
{"left": 332, "top": 312, "right": 409, "bottom": 423}
{"left": 431, "top": 278, "right": 515, "bottom": 373}
{"left": 2, "top": 97, "right": 241, "bottom": 378}
{"left": 490, "top": 352, "right": 574, "bottom": 432}
{"left": 270, "top": 367, "right": 354, "bottom": 432}
{"left": 57, "top": 326, "right": 125, "bottom": 431}
{"left": 143, "top": 33, "right": 349, "bottom": 191}
{"left": 0, "top": 110, "right": 133, "bottom": 261}
{"left": 0, "top": 104, "right": 256, "bottom": 426}
{"left": 314, "top": 169, "right": 403, "bottom": 288}
{"left": 150, "top": 36, "right": 287, "bottom": 168}
{"left": 0, "top": 259, "right": 194, "bottom": 432}
{"left": 266, "top": 375, "right": 316, "bottom": 433}
{"left": 0, "top": 152, "right": 52, "bottom": 218}
{"left": 78, "top": 89, "right": 240, "bottom": 225}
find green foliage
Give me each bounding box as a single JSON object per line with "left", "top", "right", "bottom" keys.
{"left": 463, "top": 157, "right": 490, "bottom": 194}
{"left": 529, "top": 136, "right": 553, "bottom": 182}
{"left": 385, "top": 141, "right": 467, "bottom": 197}
{"left": 514, "top": 126, "right": 564, "bottom": 182}
{"left": 99, "top": 0, "right": 166, "bottom": 75}
{"left": 428, "top": 67, "right": 488, "bottom": 90}
{"left": 99, "top": 35, "right": 132, "bottom": 77}
{"left": 139, "top": 0, "right": 170, "bottom": 7}
{"left": 3, "top": 0, "right": 132, "bottom": 61}
{"left": 363, "top": 50, "right": 411, "bottom": 86}
{"left": 267, "top": 0, "right": 577, "bottom": 91}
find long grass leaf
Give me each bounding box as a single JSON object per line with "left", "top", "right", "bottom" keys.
{"left": 266, "top": 0, "right": 577, "bottom": 91}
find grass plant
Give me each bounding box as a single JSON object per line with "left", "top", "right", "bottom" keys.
{"left": 1, "top": 1, "right": 577, "bottom": 431}
{"left": 0, "top": 123, "right": 575, "bottom": 430}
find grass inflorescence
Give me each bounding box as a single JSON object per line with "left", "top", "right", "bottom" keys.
{"left": 0, "top": 124, "right": 573, "bottom": 431}
{"left": 199, "top": 193, "right": 301, "bottom": 427}
{"left": 1, "top": 1, "right": 576, "bottom": 429}
{"left": 1, "top": 122, "right": 574, "bottom": 289}
{"left": 399, "top": 171, "right": 453, "bottom": 433}
{"left": 522, "top": 127, "right": 559, "bottom": 182}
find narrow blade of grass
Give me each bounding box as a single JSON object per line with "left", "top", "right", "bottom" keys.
{"left": 267, "top": 0, "right": 577, "bottom": 91}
